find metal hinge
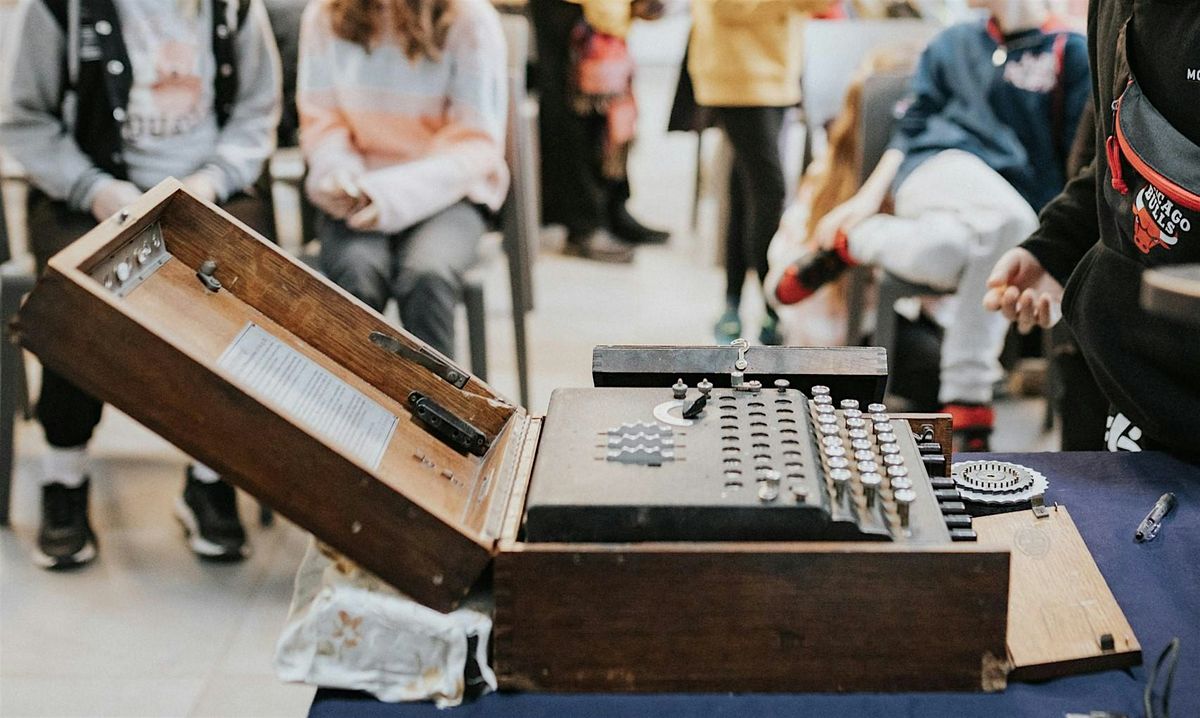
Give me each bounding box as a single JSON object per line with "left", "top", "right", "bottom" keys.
{"left": 408, "top": 391, "right": 490, "bottom": 456}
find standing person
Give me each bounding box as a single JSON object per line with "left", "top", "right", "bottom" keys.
{"left": 297, "top": 0, "right": 508, "bottom": 360}
{"left": 0, "top": 0, "right": 282, "bottom": 568}
{"left": 689, "top": 0, "right": 834, "bottom": 346}
{"left": 775, "top": 0, "right": 1089, "bottom": 450}
{"left": 531, "top": 0, "right": 669, "bottom": 264}
{"left": 986, "top": 0, "right": 1200, "bottom": 461}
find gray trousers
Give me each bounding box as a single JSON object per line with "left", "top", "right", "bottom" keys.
{"left": 319, "top": 201, "right": 484, "bottom": 358}
{"left": 848, "top": 150, "right": 1040, "bottom": 405}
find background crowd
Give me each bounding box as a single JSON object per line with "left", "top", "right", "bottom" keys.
{"left": 3, "top": 0, "right": 1199, "bottom": 712}
{"left": 0, "top": 0, "right": 1169, "bottom": 566}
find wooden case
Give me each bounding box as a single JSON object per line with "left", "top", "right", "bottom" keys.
{"left": 17, "top": 181, "right": 1123, "bottom": 694}
{"left": 15, "top": 181, "right": 519, "bottom": 611}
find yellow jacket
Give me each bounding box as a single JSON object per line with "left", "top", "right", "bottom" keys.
{"left": 568, "top": 0, "right": 634, "bottom": 39}
{"left": 688, "top": 0, "right": 831, "bottom": 107}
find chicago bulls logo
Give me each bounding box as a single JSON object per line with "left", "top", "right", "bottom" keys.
{"left": 1132, "top": 186, "right": 1191, "bottom": 254}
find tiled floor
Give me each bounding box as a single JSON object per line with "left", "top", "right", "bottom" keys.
{"left": 0, "top": 21, "right": 1055, "bottom": 718}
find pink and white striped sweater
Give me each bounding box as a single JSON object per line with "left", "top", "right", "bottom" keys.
{"left": 297, "top": 0, "right": 509, "bottom": 234}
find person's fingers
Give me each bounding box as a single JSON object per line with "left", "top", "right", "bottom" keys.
{"left": 987, "top": 251, "right": 1021, "bottom": 288}
{"left": 1016, "top": 288, "right": 1038, "bottom": 334}
{"left": 1035, "top": 294, "right": 1059, "bottom": 329}
{"left": 348, "top": 203, "right": 379, "bottom": 230}
{"left": 997, "top": 285, "right": 1020, "bottom": 322}
{"left": 1034, "top": 294, "right": 1050, "bottom": 328}
{"left": 983, "top": 286, "right": 1004, "bottom": 312}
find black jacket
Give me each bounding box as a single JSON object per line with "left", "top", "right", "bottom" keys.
{"left": 41, "top": 0, "right": 249, "bottom": 181}
{"left": 1021, "top": 0, "right": 1200, "bottom": 455}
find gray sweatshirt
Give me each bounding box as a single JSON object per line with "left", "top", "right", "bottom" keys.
{"left": 0, "top": 0, "right": 281, "bottom": 211}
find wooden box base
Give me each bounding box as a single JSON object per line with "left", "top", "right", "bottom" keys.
{"left": 494, "top": 543, "right": 1010, "bottom": 692}
{"left": 491, "top": 419, "right": 1011, "bottom": 693}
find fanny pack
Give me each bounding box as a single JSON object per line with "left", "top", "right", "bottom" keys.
{"left": 1104, "top": 77, "right": 1200, "bottom": 258}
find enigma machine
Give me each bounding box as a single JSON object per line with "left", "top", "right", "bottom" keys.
{"left": 524, "top": 381, "right": 971, "bottom": 544}
{"left": 16, "top": 180, "right": 1140, "bottom": 694}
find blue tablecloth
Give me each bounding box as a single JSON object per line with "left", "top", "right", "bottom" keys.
{"left": 310, "top": 451, "right": 1200, "bottom": 718}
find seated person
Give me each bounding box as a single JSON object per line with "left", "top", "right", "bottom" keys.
{"left": 297, "top": 0, "right": 508, "bottom": 360}
{"left": 775, "top": 0, "right": 1089, "bottom": 450}
{"left": 0, "top": 0, "right": 281, "bottom": 568}
{"left": 765, "top": 47, "right": 919, "bottom": 347}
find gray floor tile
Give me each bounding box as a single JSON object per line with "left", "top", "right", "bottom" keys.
{"left": 0, "top": 676, "right": 206, "bottom": 718}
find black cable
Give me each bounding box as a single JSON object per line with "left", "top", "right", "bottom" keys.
{"left": 1144, "top": 637, "right": 1181, "bottom": 718}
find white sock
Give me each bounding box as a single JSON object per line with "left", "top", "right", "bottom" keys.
{"left": 190, "top": 462, "right": 221, "bottom": 484}
{"left": 41, "top": 446, "right": 89, "bottom": 488}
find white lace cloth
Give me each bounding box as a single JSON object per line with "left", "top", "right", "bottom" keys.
{"left": 275, "top": 539, "right": 496, "bottom": 707}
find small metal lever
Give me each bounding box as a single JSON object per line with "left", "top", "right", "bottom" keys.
{"left": 731, "top": 338, "right": 749, "bottom": 371}
{"left": 196, "top": 259, "right": 221, "bottom": 292}
{"left": 370, "top": 331, "right": 469, "bottom": 389}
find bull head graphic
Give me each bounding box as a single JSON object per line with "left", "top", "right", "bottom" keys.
{"left": 1132, "top": 187, "right": 1178, "bottom": 254}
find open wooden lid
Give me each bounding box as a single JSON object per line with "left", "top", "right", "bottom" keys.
{"left": 14, "top": 180, "right": 524, "bottom": 611}
{"left": 974, "top": 506, "right": 1141, "bottom": 681}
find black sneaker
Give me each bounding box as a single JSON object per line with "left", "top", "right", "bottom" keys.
{"left": 175, "top": 467, "right": 249, "bottom": 562}
{"left": 774, "top": 249, "right": 850, "bottom": 304}
{"left": 34, "top": 479, "right": 98, "bottom": 570}
{"left": 610, "top": 205, "right": 670, "bottom": 245}
{"left": 563, "top": 229, "right": 635, "bottom": 264}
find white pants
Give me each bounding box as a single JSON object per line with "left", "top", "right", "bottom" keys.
{"left": 848, "top": 150, "right": 1039, "bottom": 404}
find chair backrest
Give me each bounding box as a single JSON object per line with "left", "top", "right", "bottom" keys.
{"left": 262, "top": 0, "right": 307, "bottom": 148}
{"left": 801, "top": 19, "right": 939, "bottom": 132}
{"left": 857, "top": 72, "right": 913, "bottom": 185}
{"left": 499, "top": 11, "right": 529, "bottom": 75}
{"left": 843, "top": 71, "right": 914, "bottom": 345}
{"left": 0, "top": 180, "right": 9, "bottom": 266}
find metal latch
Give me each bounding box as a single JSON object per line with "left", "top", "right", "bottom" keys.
{"left": 729, "top": 338, "right": 761, "bottom": 392}
{"left": 91, "top": 223, "right": 172, "bottom": 297}
{"left": 370, "top": 331, "right": 469, "bottom": 389}
{"left": 1031, "top": 494, "right": 1050, "bottom": 519}
{"left": 408, "top": 391, "right": 490, "bottom": 456}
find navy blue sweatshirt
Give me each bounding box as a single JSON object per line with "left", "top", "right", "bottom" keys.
{"left": 889, "top": 21, "right": 1091, "bottom": 212}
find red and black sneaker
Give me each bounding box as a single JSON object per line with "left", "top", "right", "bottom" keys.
{"left": 774, "top": 230, "right": 856, "bottom": 305}
{"left": 943, "top": 403, "right": 995, "bottom": 453}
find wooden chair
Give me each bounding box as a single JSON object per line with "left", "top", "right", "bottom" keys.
{"left": 0, "top": 174, "right": 38, "bottom": 526}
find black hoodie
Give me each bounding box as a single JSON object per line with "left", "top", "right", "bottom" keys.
{"left": 1020, "top": 0, "right": 1200, "bottom": 456}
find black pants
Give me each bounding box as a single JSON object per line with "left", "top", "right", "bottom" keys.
{"left": 890, "top": 312, "right": 943, "bottom": 412}
{"left": 714, "top": 106, "right": 787, "bottom": 304}
{"left": 1049, "top": 324, "right": 1108, "bottom": 451}
{"left": 530, "top": 0, "right": 630, "bottom": 236}
{"left": 28, "top": 191, "right": 273, "bottom": 449}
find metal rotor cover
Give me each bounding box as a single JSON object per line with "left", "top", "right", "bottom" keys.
{"left": 951, "top": 460, "right": 1048, "bottom": 505}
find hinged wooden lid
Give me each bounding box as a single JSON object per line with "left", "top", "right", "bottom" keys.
{"left": 14, "top": 180, "right": 525, "bottom": 611}
{"left": 974, "top": 506, "right": 1141, "bottom": 680}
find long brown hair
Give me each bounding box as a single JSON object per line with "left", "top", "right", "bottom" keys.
{"left": 329, "top": 0, "right": 457, "bottom": 61}
{"left": 795, "top": 47, "right": 918, "bottom": 312}
{"left": 803, "top": 47, "right": 919, "bottom": 241}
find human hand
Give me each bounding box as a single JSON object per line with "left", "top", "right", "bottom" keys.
{"left": 181, "top": 171, "right": 219, "bottom": 204}
{"left": 312, "top": 168, "right": 367, "bottom": 220}
{"left": 347, "top": 201, "right": 380, "bottom": 231}
{"left": 632, "top": 0, "right": 665, "bottom": 20}
{"left": 983, "top": 247, "right": 1064, "bottom": 333}
{"left": 90, "top": 179, "right": 143, "bottom": 223}
{"left": 811, "top": 192, "right": 883, "bottom": 251}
